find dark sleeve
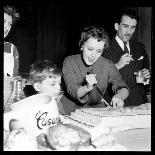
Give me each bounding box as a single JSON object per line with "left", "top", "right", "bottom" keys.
{"left": 62, "top": 57, "right": 81, "bottom": 100}
{"left": 103, "top": 48, "right": 118, "bottom": 64}
{"left": 13, "top": 44, "right": 19, "bottom": 76}
{"left": 107, "top": 60, "right": 129, "bottom": 94}
{"left": 140, "top": 43, "right": 150, "bottom": 69}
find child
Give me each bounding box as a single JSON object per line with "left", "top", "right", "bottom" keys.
{"left": 29, "top": 60, "right": 65, "bottom": 115}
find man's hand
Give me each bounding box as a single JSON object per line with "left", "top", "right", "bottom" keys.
{"left": 116, "top": 53, "right": 134, "bottom": 70}
{"left": 141, "top": 68, "right": 150, "bottom": 79}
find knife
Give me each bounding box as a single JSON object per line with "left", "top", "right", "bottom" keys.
{"left": 96, "top": 86, "right": 111, "bottom": 107}
{"left": 87, "top": 69, "right": 111, "bottom": 107}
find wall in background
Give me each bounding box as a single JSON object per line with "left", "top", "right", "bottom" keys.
{"left": 138, "top": 7, "right": 152, "bottom": 64}
{"left": 5, "top": 6, "right": 152, "bottom": 73}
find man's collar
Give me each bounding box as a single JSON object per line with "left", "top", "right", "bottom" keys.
{"left": 115, "top": 35, "right": 129, "bottom": 48}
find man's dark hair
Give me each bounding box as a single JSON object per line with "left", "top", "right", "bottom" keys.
{"left": 115, "top": 8, "right": 139, "bottom": 24}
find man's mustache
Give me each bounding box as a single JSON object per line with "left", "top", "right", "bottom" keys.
{"left": 125, "top": 34, "right": 131, "bottom": 37}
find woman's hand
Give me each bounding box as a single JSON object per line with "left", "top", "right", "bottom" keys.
{"left": 86, "top": 74, "right": 97, "bottom": 88}
{"left": 110, "top": 87, "right": 129, "bottom": 107}
{"left": 111, "top": 96, "right": 124, "bottom": 108}
{"left": 76, "top": 74, "right": 97, "bottom": 104}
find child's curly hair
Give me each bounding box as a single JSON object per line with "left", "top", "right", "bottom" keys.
{"left": 29, "top": 60, "right": 62, "bottom": 85}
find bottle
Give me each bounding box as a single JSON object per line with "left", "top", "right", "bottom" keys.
{"left": 136, "top": 70, "right": 144, "bottom": 83}
{"left": 4, "top": 78, "right": 26, "bottom": 112}
{"left": 13, "top": 79, "right": 26, "bottom": 102}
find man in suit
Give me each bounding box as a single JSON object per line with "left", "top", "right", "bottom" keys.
{"left": 103, "top": 8, "right": 151, "bottom": 106}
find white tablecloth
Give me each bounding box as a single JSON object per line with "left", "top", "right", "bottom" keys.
{"left": 113, "top": 128, "right": 151, "bottom": 151}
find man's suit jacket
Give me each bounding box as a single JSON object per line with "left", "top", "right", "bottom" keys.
{"left": 102, "top": 38, "right": 150, "bottom": 106}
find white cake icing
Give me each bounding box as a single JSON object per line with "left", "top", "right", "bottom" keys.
{"left": 60, "top": 103, "right": 151, "bottom": 140}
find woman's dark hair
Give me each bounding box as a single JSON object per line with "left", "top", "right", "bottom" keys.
{"left": 4, "top": 6, "right": 20, "bottom": 24}
{"left": 79, "top": 26, "right": 109, "bottom": 49}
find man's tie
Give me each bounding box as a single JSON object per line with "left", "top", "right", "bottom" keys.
{"left": 123, "top": 42, "right": 129, "bottom": 54}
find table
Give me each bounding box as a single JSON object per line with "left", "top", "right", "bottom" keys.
{"left": 113, "top": 128, "right": 151, "bottom": 151}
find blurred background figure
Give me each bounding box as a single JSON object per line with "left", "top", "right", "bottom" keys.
{"left": 4, "top": 5, "right": 20, "bottom": 77}
{"left": 4, "top": 6, "right": 20, "bottom": 107}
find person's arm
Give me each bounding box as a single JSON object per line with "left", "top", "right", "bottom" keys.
{"left": 77, "top": 73, "right": 98, "bottom": 104}
{"left": 114, "top": 87, "right": 129, "bottom": 101}
{"left": 140, "top": 42, "right": 150, "bottom": 70}
{"left": 111, "top": 88, "right": 129, "bottom": 107}
{"left": 140, "top": 43, "right": 151, "bottom": 82}
{"left": 12, "top": 44, "right": 19, "bottom": 76}
{"left": 115, "top": 53, "right": 134, "bottom": 70}
{"left": 108, "top": 61, "right": 129, "bottom": 96}
{"left": 62, "top": 57, "right": 90, "bottom": 104}
{"left": 77, "top": 85, "right": 89, "bottom": 104}
{"left": 103, "top": 47, "right": 133, "bottom": 70}
{"left": 77, "top": 77, "right": 97, "bottom": 104}
{"left": 107, "top": 61, "right": 129, "bottom": 107}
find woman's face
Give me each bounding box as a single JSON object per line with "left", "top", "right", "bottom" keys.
{"left": 82, "top": 38, "right": 105, "bottom": 66}
{"left": 4, "top": 13, "right": 13, "bottom": 38}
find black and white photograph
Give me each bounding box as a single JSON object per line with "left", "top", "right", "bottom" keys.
{"left": 3, "top": 0, "right": 152, "bottom": 151}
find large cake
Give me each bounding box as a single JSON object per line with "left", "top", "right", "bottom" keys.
{"left": 61, "top": 103, "right": 151, "bottom": 140}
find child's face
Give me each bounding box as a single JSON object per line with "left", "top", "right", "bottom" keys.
{"left": 39, "top": 75, "right": 61, "bottom": 97}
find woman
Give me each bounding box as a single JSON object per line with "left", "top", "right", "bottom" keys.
{"left": 4, "top": 5, "right": 20, "bottom": 76}
{"left": 62, "top": 26, "right": 129, "bottom": 108}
